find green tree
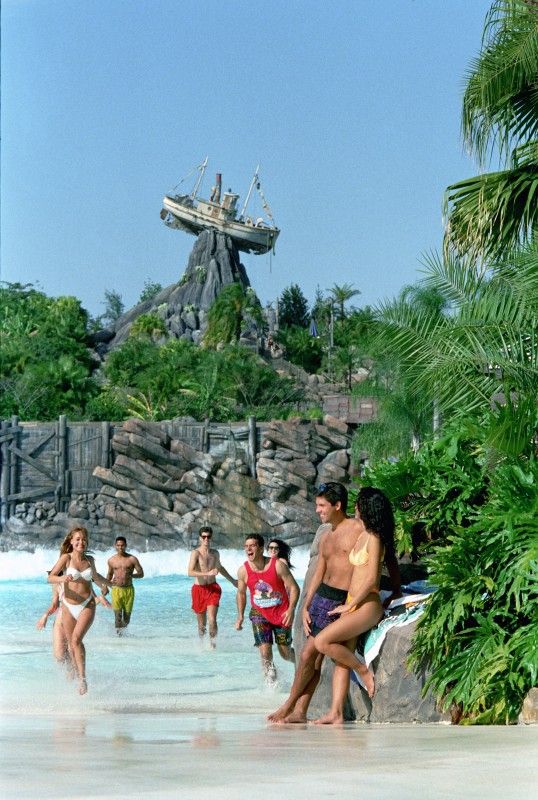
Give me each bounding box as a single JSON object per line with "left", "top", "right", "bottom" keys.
{"left": 0, "top": 283, "right": 95, "bottom": 420}
{"left": 139, "top": 279, "right": 163, "bottom": 303}
{"left": 129, "top": 313, "right": 167, "bottom": 339}
{"left": 276, "top": 326, "right": 323, "bottom": 373}
{"left": 204, "top": 284, "right": 263, "bottom": 347}
{"left": 444, "top": 0, "right": 538, "bottom": 261}
{"left": 328, "top": 282, "right": 361, "bottom": 320}
{"left": 277, "top": 283, "right": 309, "bottom": 328}
{"left": 102, "top": 289, "right": 124, "bottom": 324}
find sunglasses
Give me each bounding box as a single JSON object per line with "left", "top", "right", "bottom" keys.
{"left": 268, "top": 545, "right": 279, "bottom": 551}
{"left": 200, "top": 534, "right": 212, "bottom": 540}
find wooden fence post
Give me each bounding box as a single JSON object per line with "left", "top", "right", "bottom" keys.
{"left": 9, "top": 416, "right": 18, "bottom": 518}
{"left": 101, "top": 421, "right": 110, "bottom": 468}
{"left": 57, "top": 415, "right": 67, "bottom": 512}
{"left": 0, "top": 421, "right": 10, "bottom": 525}
{"left": 248, "top": 415, "right": 257, "bottom": 478}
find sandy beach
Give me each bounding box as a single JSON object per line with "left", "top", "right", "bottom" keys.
{"left": 2, "top": 712, "right": 537, "bottom": 800}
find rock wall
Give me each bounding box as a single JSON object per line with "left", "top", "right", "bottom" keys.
{"left": 94, "top": 229, "right": 250, "bottom": 356}
{"left": 3, "top": 415, "right": 354, "bottom": 551}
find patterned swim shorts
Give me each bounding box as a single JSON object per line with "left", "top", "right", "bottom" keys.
{"left": 308, "top": 583, "right": 348, "bottom": 636}
{"left": 249, "top": 607, "right": 292, "bottom": 647}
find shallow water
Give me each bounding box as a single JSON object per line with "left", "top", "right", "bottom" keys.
{"left": 1, "top": 549, "right": 537, "bottom": 799}
{"left": 0, "top": 548, "right": 306, "bottom": 717}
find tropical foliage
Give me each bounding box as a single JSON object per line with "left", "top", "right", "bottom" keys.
{"left": 444, "top": 0, "right": 538, "bottom": 260}
{"left": 278, "top": 283, "right": 310, "bottom": 328}
{"left": 90, "top": 338, "right": 302, "bottom": 422}
{"left": 203, "top": 284, "right": 264, "bottom": 347}
{"left": 0, "top": 283, "right": 95, "bottom": 420}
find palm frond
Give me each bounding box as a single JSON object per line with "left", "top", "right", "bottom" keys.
{"left": 444, "top": 156, "right": 538, "bottom": 261}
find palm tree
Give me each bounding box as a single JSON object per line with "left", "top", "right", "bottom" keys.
{"left": 369, "top": 245, "right": 538, "bottom": 459}
{"left": 327, "top": 283, "right": 361, "bottom": 320}
{"left": 444, "top": 0, "right": 538, "bottom": 261}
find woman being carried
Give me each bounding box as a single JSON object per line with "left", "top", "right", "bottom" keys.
{"left": 313, "top": 487, "right": 396, "bottom": 724}
{"left": 48, "top": 526, "right": 111, "bottom": 695}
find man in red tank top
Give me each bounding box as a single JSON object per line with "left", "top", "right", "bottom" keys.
{"left": 235, "top": 534, "right": 300, "bottom": 685}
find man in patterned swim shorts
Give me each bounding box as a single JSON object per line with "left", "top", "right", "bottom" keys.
{"left": 267, "top": 482, "right": 362, "bottom": 723}
{"left": 235, "top": 533, "right": 299, "bottom": 685}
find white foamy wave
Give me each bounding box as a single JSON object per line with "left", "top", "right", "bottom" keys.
{"left": 0, "top": 547, "right": 311, "bottom": 582}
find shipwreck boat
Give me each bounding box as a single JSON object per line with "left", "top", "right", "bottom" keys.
{"left": 160, "top": 158, "right": 280, "bottom": 255}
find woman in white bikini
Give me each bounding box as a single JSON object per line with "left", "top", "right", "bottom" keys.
{"left": 48, "top": 526, "right": 111, "bottom": 694}
{"left": 313, "top": 487, "right": 396, "bottom": 724}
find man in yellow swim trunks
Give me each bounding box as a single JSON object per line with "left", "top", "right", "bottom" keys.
{"left": 106, "top": 536, "right": 144, "bottom": 634}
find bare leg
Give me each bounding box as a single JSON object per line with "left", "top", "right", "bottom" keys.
{"left": 122, "top": 611, "right": 131, "bottom": 629}
{"left": 314, "top": 598, "right": 382, "bottom": 703}
{"left": 61, "top": 602, "right": 96, "bottom": 694}
{"left": 114, "top": 610, "right": 123, "bottom": 633}
{"left": 267, "top": 638, "right": 321, "bottom": 722}
{"left": 259, "top": 643, "right": 276, "bottom": 684}
{"left": 314, "top": 650, "right": 354, "bottom": 725}
{"left": 207, "top": 605, "right": 218, "bottom": 648}
{"left": 277, "top": 643, "right": 295, "bottom": 664}
{"left": 195, "top": 611, "right": 207, "bottom": 641}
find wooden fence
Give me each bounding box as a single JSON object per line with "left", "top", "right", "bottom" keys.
{"left": 0, "top": 415, "right": 268, "bottom": 526}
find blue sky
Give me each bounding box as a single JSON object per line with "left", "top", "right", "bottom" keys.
{"left": 1, "top": 0, "right": 493, "bottom": 319}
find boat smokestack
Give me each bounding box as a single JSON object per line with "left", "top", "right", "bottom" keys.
{"left": 210, "top": 173, "right": 222, "bottom": 203}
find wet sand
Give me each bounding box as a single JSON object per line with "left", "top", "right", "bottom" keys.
{"left": 1, "top": 713, "right": 536, "bottom": 799}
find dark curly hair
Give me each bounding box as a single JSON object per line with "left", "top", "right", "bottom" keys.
{"left": 268, "top": 538, "right": 294, "bottom": 570}
{"left": 356, "top": 487, "right": 396, "bottom": 557}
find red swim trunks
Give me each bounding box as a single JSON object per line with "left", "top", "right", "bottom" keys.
{"left": 191, "top": 582, "right": 222, "bottom": 613}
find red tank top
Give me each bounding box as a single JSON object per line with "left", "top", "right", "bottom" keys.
{"left": 244, "top": 557, "right": 290, "bottom": 627}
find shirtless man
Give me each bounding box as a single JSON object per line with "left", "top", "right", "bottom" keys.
{"left": 267, "top": 481, "right": 361, "bottom": 723}
{"left": 106, "top": 536, "right": 144, "bottom": 634}
{"left": 188, "top": 525, "right": 237, "bottom": 648}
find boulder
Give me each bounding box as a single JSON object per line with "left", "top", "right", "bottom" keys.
{"left": 519, "top": 688, "right": 538, "bottom": 725}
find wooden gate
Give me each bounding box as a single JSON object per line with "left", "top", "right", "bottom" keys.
{"left": 0, "top": 415, "right": 111, "bottom": 525}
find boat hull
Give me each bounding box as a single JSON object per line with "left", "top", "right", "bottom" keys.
{"left": 162, "top": 195, "right": 279, "bottom": 255}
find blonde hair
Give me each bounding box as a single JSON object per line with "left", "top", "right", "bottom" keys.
{"left": 60, "top": 526, "right": 89, "bottom": 555}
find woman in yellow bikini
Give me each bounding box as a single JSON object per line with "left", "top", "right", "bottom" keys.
{"left": 48, "top": 527, "right": 111, "bottom": 694}
{"left": 313, "top": 487, "right": 396, "bottom": 723}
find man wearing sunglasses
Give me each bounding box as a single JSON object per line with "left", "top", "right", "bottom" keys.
{"left": 188, "top": 525, "right": 237, "bottom": 648}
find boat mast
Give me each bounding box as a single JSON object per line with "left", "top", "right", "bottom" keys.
{"left": 240, "top": 165, "right": 259, "bottom": 218}
{"left": 191, "top": 156, "right": 208, "bottom": 199}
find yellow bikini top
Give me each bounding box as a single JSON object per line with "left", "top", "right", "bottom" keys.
{"left": 349, "top": 535, "right": 384, "bottom": 567}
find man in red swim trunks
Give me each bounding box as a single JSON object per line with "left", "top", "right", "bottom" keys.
{"left": 188, "top": 526, "right": 237, "bottom": 648}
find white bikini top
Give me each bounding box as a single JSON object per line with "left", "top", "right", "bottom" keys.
{"left": 66, "top": 565, "right": 92, "bottom": 581}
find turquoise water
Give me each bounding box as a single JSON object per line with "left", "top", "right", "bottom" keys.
{"left": 0, "top": 548, "right": 308, "bottom": 717}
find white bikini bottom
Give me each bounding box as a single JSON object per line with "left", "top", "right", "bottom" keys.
{"left": 62, "top": 595, "right": 93, "bottom": 621}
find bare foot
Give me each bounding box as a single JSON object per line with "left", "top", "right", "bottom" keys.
{"left": 267, "top": 704, "right": 292, "bottom": 723}
{"left": 313, "top": 712, "right": 344, "bottom": 725}
{"left": 281, "top": 710, "right": 308, "bottom": 724}
{"left": 79, "top": 679, "right": 88, "bottom": 695}
{"left": 352, "top": 666, "right": 375, "bottom": 699}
